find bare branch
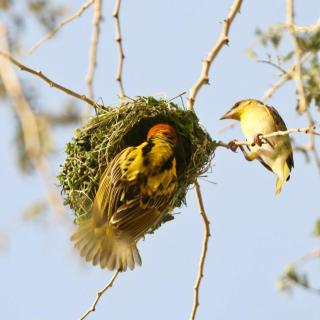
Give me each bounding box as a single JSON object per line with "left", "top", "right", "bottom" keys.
{"left": 218, "top": 126, "right": 320, "bottom": 150}
{"left": 86, "top": 0, "right": 102, "bottom": 100}
{"left": 79, "top": 271, "right": 120, "bottom": 320}
{"left": 0, "top": 24, "right": 64, "bottom": 218}
{"left": 305, "top": 110, "right": 320, "bottom": 171}
{"left": 257, "top": 59, "right": 288, "bottom": 75}
{"left": 286, "top": 17, "right": 320, "bottom": 33}
{"left": 261, "top": 52, "right": 312, "bottom": 101}
{"left": 0, "top": 50, "right": 102, "bottom": 108}
{"left": 187, "top": 0, "right": 243, "bottom": 110}
{"left": 286, "top": 0, "right": 308, "bottom": 112}
{"left": 189, "top": 180, "right": 211, "bottom": 320}
{"left": 29, "top": 0, "right": 95, "bottom": 54}
{"left": 217, "top": 121, "right": 237, "bottom": 134}
{"left": 187, "top": 3, "right": 242, "bottom": 316}
{"left": 113, "top": 0, "right": 126, "bottom": 100}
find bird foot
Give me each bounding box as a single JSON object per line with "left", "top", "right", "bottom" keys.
{"left": 227, "top": 139, "right": 239, "bottom": 152}
{"left": 252, "top": 133, "right": 264, "bottom": 147}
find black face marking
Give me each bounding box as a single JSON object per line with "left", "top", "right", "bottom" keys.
{"left": 159, "top": 155, "right": 174, "bottom": 172}
{"left": 142, "top": 141, "right": 154, "bottom": 156}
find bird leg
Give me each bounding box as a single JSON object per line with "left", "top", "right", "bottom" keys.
{"left": 227, "top": 139, "right": 259, "bottom": 161}
{"left": 238, "top": 145, "right": 259, "bottom": 162}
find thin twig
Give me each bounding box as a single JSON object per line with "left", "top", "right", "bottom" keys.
{"left": 282, "top": 248, "right": 320, "bottom": 295}
{"left": 113, "top": 0, "right": 126, "bottom": 100}
{"left": 79, "top": 271, "right": 120, "bottom": 320}
{"left": 0, "top": 50, "right": 101, "bottom": 108}
{"left": 257, "top": 59, "right": 288, "bottom": 75}
{"left": 86, "top": 0, "right": 102, "bottom": 100}
{"left": 305, "top": 110, "right": 320, "bottom": 171}
{"left": 217, "top": 126, "right": 320, "bottom": 150}
{"left": 29, "top": 0, "right": 95, "bottom": 54}
{"left": 189, "top": 180, "right": 211, "bottom": 320}
{"left": 294, "top": 248, "right": 320, "bottom": 266}
{"left": 187, "top": 2, "right": 242, "bottom": 317}
{"left": 0, "top": 24, "right": 64, "bottom": 218}
{"left": 286, "top": 0, "right": 308, "bottom": 112}
{"left": 217, "top": 121, "right": 237, "bottom": 134}
{"left": 261, "top": 52, "right": 312, "bottom": 101}
{"left": 187, "top": 0, "right": 243, "bottom": 110}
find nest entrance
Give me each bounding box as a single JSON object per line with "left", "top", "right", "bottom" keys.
{"left": 58, "top": 96, "right": 216, "bottom": 228}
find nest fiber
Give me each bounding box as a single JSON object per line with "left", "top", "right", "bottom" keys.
{"left": 58, "top": 96, "right": 216, "bottom": 228}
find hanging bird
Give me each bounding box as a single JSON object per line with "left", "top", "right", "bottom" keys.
{"left": 71, "top": 123, "right": 178, "bottom": 271}
{"left": 220, "top": 99, "right": 294, "bottom": 195}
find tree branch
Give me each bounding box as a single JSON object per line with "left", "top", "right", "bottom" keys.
{"left": 0, "top": 50, "right": 102, "bottom": 108}
{"left": 305, "top": 110, "right": 320, "bottom": 171}
{"left": 286, "top": 17, "right": 320, "bottom": 33}
{"left": 0, "top": 24, "right": 64, "bottom": 218}
{"left": 86, "top": 0, "right": 102, "bottom": 100}
{"left": 216, "top": 126, "right": 320, "bottom": 150}
{"left": 261, "top": 52, "right": 312, "bottom": 101}
{"left": 79, "top": 270, "right": 120, "bottom": 320}
{"left": 29, "top": 0, "right": 95, "bottom": 54}
{"left": 189, "top": 180, "right": 211, "bottom": 320}
{"left": 286, "top": 0, "right": 308, "bottom": 112}
{"left": 187, "top": 0, "right": 243, "bottom": 110}
{"left": 113, "top": 0, "right": 126, "bottom": 100}
{"left": 187, "top": 2, "right": 242, "bottom": 317}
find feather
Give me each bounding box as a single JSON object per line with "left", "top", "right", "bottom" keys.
{"left": 71, "top": 124, "right": 178, "bottom": 270}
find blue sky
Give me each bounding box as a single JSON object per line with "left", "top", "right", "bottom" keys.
{"left": 1, "top": 1, "right": 319, "bottom": 319}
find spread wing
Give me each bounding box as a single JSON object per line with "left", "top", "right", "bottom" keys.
{"left": 90, "top": 144, "right": 177, "bottom": 241}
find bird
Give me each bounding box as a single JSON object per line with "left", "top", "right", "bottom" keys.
{"left": 220, "top": 99, "right": 294, "bottom": 195}
{"left": 71, "top": 123, "right": 178, "bottom": 271}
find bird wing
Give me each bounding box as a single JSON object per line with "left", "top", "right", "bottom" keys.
{"left": 91, "top": 143, "right": 177, "bottom": 241}
{"left": 265, "top": 104, "right": 294, "bottom": 171}
{"left": 90, "top": 148, "right": 130, "bottom": 226}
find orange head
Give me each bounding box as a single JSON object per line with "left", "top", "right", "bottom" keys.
{"left": 147, "top": 124, "right": 177, "bottom": 145}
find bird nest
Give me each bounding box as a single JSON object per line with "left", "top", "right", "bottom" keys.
{"left": 58, "top": 96, "right": 216, "bottom": 231}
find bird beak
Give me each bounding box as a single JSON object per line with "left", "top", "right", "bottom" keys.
{"left": 220, "top": 110, "right": 234, "bottom": 120}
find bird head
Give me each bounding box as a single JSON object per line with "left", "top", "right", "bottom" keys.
{"left": 220, "top": 99, "right": 255, "bottom": 121}
{"left": 147, "top": 123, "right": 177, "bottom": 145}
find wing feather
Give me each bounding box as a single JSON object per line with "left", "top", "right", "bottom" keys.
{"left": 265, "top": 104, "right": 295, "bottom": 171}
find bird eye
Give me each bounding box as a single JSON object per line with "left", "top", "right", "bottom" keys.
{"left": 232, "top": 102, "right": 240, "bottom": 109}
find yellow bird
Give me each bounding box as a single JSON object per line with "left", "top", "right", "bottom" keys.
{"left": 71, "top": 123, "right": 178, "bottom": 271}
{"left": 220, "top": 99, "right": 294, "bottom": 195}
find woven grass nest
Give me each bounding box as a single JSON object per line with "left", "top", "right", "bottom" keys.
{"left": 58, "top": 96, "right": 216, "bottom": 232}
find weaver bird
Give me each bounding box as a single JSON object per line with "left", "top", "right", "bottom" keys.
{"left": 220, "top": 99, "right": 294, "bottom": 195}
{"left": 71, "top": 123, "right": 178, "bottom": 271}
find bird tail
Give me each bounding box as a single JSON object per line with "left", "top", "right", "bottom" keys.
{"left": 71, "top": 221, "right": 142, "bottom": 271}
{"left": 275, "top": 161, "right": 291, "bottom": 195}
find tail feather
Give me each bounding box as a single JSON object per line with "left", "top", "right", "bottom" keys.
{"left": 85, "top": 241, "right": 100, "bottom": 262}
{"left": 92, "top": 249, "right": 102, "bottom": 266}
{"left": 274, "top": 160, "right": 291, "bottom": 195}
{"left": 275, "top": 177, "right": 284, "bottom": 195}
{"left": 71, "top": 221, "right": 141, "bottom": 271}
